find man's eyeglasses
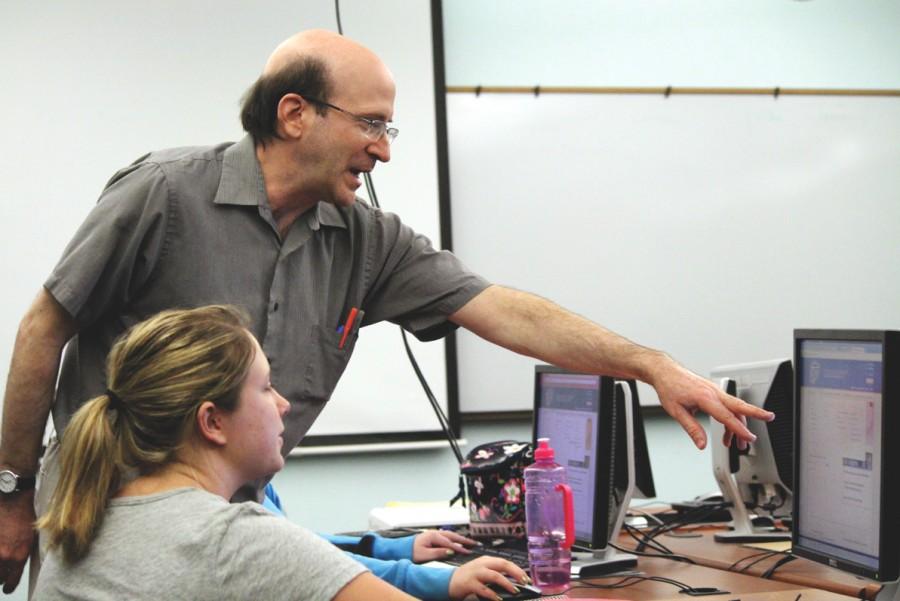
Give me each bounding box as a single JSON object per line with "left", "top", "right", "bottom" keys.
{"left": 306, "top": 98, "right": 398, "bottom": 144}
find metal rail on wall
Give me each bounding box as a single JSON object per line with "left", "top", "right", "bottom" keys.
{"left": 447, "top": 85, "right": 900, "bottom": 98}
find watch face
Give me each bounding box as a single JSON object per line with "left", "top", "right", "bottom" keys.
{"left": 0, "top": 470, "right": 16, "bottom": 493}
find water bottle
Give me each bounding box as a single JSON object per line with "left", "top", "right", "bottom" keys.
{"left": 524, "top": 437, "right": 574, "bottom": 594}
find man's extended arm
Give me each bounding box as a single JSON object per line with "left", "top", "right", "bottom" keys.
{"left": 449, "top": 285, "right": 772, "bottom": 449}
{"left": 0, "top": 289, "right": 76, "bottom": 594}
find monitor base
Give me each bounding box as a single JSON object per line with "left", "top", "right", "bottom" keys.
{"left": 875, "top": 580, "right": 899, "bottom": 600}
{"left": 571, "top": 548, "right": 638, "bottom": 578}
{"left": 713, "top": 528, "right": 791, "bottom": 543}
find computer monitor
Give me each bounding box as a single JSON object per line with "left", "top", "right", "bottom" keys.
{"left": 708, "top": 359, "right": 794, "bottom": 542}
{"left": 792, "top": 330, "right": 900, "bottom": 590}
{"left": 533, "top": 365, "right": 649, "bottom": 576}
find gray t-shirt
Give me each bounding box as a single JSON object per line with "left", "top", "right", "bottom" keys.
{"left": 33, "top": 488, "right": 367, "bottom": 601}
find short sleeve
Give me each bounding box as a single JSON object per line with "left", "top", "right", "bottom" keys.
{"left": 44, "top": 159, "right": 171, "bottom": 327}
{"left": 215, "top": 505, "right": 368, "bottom": 601}
{"left": 362, "top": 209, "right": 491, "bottom": 340}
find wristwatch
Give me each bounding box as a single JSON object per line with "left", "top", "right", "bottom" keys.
{"left": 0, "top": 469, "right": 36, "bottom": 495}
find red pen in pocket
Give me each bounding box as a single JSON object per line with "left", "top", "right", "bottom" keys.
{"left": 338, "top": 307, "right": 359, "bottom": 350}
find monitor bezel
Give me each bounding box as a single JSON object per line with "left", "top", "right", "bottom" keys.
{"left": 532, "top": 365, "right": 617, "bottom": 550}
{"left": 791, "top": 329, "right": 900, "bottom": 582}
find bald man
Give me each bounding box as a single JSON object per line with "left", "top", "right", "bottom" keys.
{"left": 0, "top": 30, "right": 771, "bottom": 595}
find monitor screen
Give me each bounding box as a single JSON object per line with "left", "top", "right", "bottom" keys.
{"left": 532, "top": 367, "right": 654, "bottom": 550}
{"left": 533, "top": 370, "right": 610, "bottom": 547}
{"left": 792, "top": 330, "right": 899, "bottom": 581}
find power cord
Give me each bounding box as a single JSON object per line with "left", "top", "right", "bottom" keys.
{"left": 727, "top": 550, "right": 780, "bottom": 573}
{"left": 563, "top": 573, "right": 728, "bottom": 597}
{"left": 334, "top": 0, "right": 343, "bottom": 34}
{"left": 760, "top": 552, "right": 796, "bottom": 579}
{"left": 634, "top": 502, "right": 731, "bottom": 552}
{"left": 609, "top": 540, "right": 696, "bottom": 565}
{"left": 334, "top": 0, "right": 467, "bottom": 507}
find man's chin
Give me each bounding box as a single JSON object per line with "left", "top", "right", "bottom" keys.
{"left": 331, "top": 191, "right": 360, "bottom": 207}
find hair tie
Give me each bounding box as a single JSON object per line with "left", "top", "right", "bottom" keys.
{"left": 106, "top": 389, "right": 124, "bottom": 411}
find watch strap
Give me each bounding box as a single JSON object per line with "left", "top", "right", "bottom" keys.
{"left": 15, "top": 475, "right": 36, "bottom": 492}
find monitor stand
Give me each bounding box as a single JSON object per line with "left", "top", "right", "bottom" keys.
{"left": 875, "top": 580, "right": 899, "bottom": 600}
{"left": 571, "top": 546, "right": 637, "bottom": 578}
{"left": 710, "top": 378, "right": 792, "bottom": 543}
{"left": 712, "top": 460, "right": 791, "bottom": 543}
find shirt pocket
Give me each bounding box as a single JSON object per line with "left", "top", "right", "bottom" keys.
{"left": 302, "top": 321, "right": 361, "bottom": 403}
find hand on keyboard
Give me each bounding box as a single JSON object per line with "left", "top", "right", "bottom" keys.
{"left": 413, "top": 529, "right": 480, "bottom": 562}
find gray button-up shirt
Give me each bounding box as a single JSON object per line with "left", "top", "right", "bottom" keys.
{"left": 46, "top": 136, "right": 489, "bottom": 460}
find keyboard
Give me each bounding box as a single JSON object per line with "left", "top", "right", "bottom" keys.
{"left": 442, "top": 537, "right": 530, "bottom": 570}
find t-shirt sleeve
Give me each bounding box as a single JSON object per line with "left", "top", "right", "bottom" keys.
{"left": 362, "top": 209, "right": 491, "bottom": 341}
{"left": 44, "top": 159, "right": 170, "bottom": 327}
{"left": 214, "top": 505, "right": 368, "bottom": 601}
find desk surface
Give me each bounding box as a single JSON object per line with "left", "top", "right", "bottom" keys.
{"left": 564, "top": 557, "right": 855, "bottom": 600}
{"left": 616, "top": 524, "right": 881, "bottom": 600}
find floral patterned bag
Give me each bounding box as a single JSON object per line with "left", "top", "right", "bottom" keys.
{"left": 461, "top": 440, "right": 533, "bottom": 538}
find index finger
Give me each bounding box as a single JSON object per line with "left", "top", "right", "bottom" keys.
{"left": 720, "top": 389, "right": 775, "bottom": 422}
{"left": 702, "top": 392, "right": 761, "bottom": 444}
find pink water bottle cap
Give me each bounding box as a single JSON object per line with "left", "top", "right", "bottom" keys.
{"left": 534, "top": 437, "right": 554, "bottom": 461}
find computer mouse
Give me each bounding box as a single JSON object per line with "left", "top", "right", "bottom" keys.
{"left": 485, "top": 581, "right": 542, "bottom": 600}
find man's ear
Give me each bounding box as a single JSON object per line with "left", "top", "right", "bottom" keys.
{"left": 196, "top": 401, "right": 228, "bottom": 446}
{"left": 276, "top": 93, "right": 310, "bottom": 140}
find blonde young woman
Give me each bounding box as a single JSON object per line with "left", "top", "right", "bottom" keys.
{"left": 34, "top": 306, "right": 527, "bottom": 600}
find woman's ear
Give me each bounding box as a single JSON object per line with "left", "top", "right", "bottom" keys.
{"left": 196, "top": 401, "right": 228, "bottom": 446}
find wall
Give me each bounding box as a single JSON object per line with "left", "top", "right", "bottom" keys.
{"left": 3, "top": 3, "right": 898, "bottom": 598}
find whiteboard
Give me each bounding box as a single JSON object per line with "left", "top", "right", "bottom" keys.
{"left": 448, "top": 92, "right": 900, "bottom": 412}
{"left": 0, "top": 1, "right": 454, "bottom": 443}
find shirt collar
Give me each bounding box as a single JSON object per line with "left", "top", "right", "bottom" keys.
{"left": 214, "top": 135, "right": 266, "bottom": 208}
{"left": 214, "top": 134, "right": 347, "bottom": 230}
{"left": 314, "top": 201, "right": 348, "bottom": 229}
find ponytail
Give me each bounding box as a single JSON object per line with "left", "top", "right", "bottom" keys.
{"left": 36, "top": 394, "right": 123, "bottom": 563}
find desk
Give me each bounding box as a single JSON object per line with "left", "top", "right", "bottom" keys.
{"left": 653, "top": 591, "right": 853, "bottom": 601}
{"left": 617, "top": 524, "right": 881, "bottom": 600}
{"left": 566, "top": 557, "right": 855, "bottom": 600}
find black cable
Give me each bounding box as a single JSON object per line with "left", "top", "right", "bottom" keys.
{"left": 624, "top": 522, "right": 672, "bottom": 555}
{"left": 333, "top": 0, "right": 465, "bottom": 509}
{"left": 608, "top": 541, "right": 696, "bottom": 565}
{"left": 761, "top": 553, "right": 796, "bottom": 579}
{"left": 635, "top": 502, "right": 730, "bottom": 552}
{"left": 334, "top": 0, "right": 343, "bottom": 34}
{"left": 399, "top": 329, "right": 462, "bottom": 464}
{"left": 573, "top": 573, "right": 731, "bottom": 597}
{"left": 572, "top": 573, "right": 694, "bottom": 592}
{"left": 364, "top": 172, "right": 380, "bottom": 208}
{"left": 734, "top": 551, "right": 781, "bottom": 574}
{"left": 727, "top": 550, "right": 778, "bottom": 572}
{"left": 623, "top": 522, "right": 675, "bottom": 556}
